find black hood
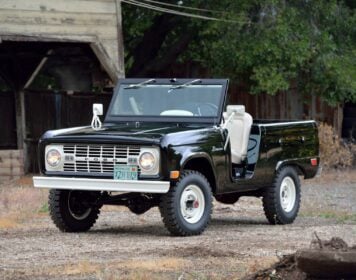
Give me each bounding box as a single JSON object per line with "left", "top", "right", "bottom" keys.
{"left": 40, "top": 123, "right": 211, "bottom": 146}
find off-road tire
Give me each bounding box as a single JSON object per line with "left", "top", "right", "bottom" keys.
{"left": 49, "top": 189, "right": 100, "bottom": 232}
{"left": 262, "top": 166, "right": 301, "bottom": 225}
{"left": 159, "top": 170, "right": 213, "bottom": 236}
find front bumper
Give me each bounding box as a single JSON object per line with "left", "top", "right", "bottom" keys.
{"left": 33, "top": 176, "right": 170, "bottom": 193}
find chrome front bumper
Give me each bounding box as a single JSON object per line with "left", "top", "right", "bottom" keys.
{"left": 33, "top": 176, "right": 170, "bottom": 193}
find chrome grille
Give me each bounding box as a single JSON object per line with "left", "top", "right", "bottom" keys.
{"left": 62, "top": 144, "right": 141, "bottom": 174}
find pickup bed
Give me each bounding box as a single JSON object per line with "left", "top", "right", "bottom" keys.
{"left": 33, "top": 78, "right": 320, "bottom": 236}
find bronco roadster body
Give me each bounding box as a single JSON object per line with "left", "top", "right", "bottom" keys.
{"left": 33, "top": 78, "right": 320, "bottom": 236}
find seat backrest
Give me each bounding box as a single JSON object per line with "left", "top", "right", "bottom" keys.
{"left": 224, "top": 105, "right": 253, "bottom": 163}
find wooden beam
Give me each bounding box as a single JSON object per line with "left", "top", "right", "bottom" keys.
{"left": 24, "top": 49, "right": 53, "bottom": 89}
{"left": 115, "top": 0, "right": 125, "bottom": 78}
{"left": 13, "top": 90, "right": 24, "bottom": 149}
{"left": 90, "top": 41, "right": 119, "bottom": 83}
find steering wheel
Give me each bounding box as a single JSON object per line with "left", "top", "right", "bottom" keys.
{"left": 196, "top": 103, "right": 218, "bottom": 116}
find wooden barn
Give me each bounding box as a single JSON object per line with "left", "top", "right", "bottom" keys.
{"left": 0, "top": 0, "right": 124, "bottom": 181}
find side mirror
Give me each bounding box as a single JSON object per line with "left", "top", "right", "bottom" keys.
{"left": 93, "top": 103, "right": 103, "bottom": 116}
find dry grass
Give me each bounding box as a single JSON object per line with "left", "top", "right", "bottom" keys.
{"left": 121, "top": 258, "right": 184, "bottom": 271}
{"left": 0, "top": 175, "right": 48, "bottom": 229}
{"left": 1, "top": 258, "right": 185, "bottom": 280}
{"left": 318, "top": 123, "right": 355, "bottom": 169}
{"left": 62, "top": 260, "right": 100, "bottom": 276}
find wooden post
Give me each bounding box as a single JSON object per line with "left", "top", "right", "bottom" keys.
{"left": 335, "top": 103, "right": 343, "bottom": 137}
{"left": 13, "top": 90, "right": 24, "bottom": 150}
{"left": 13, "top": 89, "right": 28, "bottom": 172}
{"left": 115, "top": 0, "right": 125, "bottom": 78}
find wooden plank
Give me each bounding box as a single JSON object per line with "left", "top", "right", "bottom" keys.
{"left": 0, "top": 0, "right": 116, "bottom": 14}
{"left": 0, "top": 34, "right": 97, "bottom": 43}
{"left": 115, "top": 0, "right": 125, "bottom": 78}
{"left": 0, "top": 10, "right": 117, "bottom": 27}
{"left": 297, "top": 249, "right": 356, "bottom": 278}
{"left": 91, "top": 40, "right": 121, "bottom": 82}
{"left": 0, "top": 23, "right": 118, "bottom": 39}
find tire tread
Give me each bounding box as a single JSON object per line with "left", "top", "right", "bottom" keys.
{"left": 262, "top": 166, "right": 301, "bottom": 225}
{"left": 48, "top": 189, "right": 100, "bottom": 232}
{"left": 159, "top": 170, "right": 212, "bottom": 236}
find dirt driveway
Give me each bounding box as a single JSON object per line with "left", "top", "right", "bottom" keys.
{"left": 1, "top": 170, "right": 355, "bottom": 280}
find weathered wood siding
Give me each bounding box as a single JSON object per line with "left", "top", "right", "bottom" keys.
{"left": 0, "top": 0, "right": 124, "bottom": 81}
{"left": 229, "top": 85, "right": 343, "bottom": 134}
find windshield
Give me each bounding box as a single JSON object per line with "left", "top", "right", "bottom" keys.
{"left": 109, "top": 84, "right": 224, "bottom": 119}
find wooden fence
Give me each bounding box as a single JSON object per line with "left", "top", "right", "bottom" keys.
{"left": 24, "top": 90, "right": 112, "bottom": 172}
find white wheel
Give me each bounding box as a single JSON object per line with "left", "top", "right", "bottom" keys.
{"left": 263, "top": 166, "right": 301, "bottom": 225}
{"left": 180, "top": 184, "right": 205, "bottom": 224}
{"left": 279, "top": 176, "right": 296, "bottom": 212}
{"left": 159, "top": 170, "right": 212, "bottom": 236}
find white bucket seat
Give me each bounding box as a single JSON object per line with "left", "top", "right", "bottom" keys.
{"left": 223, "top": 105, "right": 253, "bottom": 164}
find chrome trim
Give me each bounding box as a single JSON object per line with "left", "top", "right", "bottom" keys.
{"left": 33, "top": 176, "right": 170, "bottom": 193}
{"left": 258, "top": 120, "right": 315, "bottom": 127}
{"left": 60, "top": 144, "right": 141, "bottom": 174}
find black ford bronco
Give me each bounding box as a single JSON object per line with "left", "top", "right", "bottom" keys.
{"left": 33, "top": 79, "right": 320, "bottom": 236}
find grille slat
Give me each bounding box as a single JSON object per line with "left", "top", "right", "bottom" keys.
{"left": 62, "top": 144, "right": 141, "bottom": 175}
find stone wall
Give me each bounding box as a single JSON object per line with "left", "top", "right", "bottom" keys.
{"left": 0, "top": 150, "right": 24, "bottom": 182}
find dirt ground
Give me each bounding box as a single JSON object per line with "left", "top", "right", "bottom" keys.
{"left": 0, "top": 170, "right": 355, "bottom": 280}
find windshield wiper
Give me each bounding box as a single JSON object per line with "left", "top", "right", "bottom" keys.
{"left": 124, "top": 79, "right": 156, "bottom": 89}
{"left": 168, "top": 79, "right": 201, "bottom": 93}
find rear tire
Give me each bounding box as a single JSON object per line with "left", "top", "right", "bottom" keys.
{"left": 262, "top": 166, "right": 301, "bottom": 224}
{"left": 49, "top": 189, "right": 100, "bottom": 232}
{"left": 159, "top": 170, "right": 212, "bottom": 236}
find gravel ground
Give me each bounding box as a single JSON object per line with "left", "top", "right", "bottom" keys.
{"left": 0, "top": 170, "right": 355, "bottom": 280}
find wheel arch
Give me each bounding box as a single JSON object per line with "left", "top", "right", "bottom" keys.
{"left": 276, "top": 161, "right": 306, "bottom": 178}
{"left": 182, "top": 154, "right": 217, "bottom": 194}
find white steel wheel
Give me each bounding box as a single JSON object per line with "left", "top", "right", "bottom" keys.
{"left": 263, "top": 167, "right": 301, "bottom": 225}
{"left": 279, "top": 176, "right": 296, "bottom": 213}
{"left": 180, "top": 184, "right": 205, "bottom": 224}
{"left": 159, "top": 170, "right": 212, "bottom": 236}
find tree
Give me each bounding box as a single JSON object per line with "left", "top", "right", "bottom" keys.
{"left": 121, "top": 0, "right": 355, "bottom": 105}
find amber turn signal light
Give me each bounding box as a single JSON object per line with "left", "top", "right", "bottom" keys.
{"left": 170, "top": 170, "right": 180, "bottom": 179}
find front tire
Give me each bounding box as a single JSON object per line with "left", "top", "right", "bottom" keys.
{"left": 262, "top": 166, "right": 301, "bottom": 224}
{"left": 159, "top": 170, "right": 213, "bottom": 236}
{"left": 49, "top": 189, "right": 100, "bottom": 232}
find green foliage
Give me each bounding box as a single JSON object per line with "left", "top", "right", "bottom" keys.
{"left": 122, "top": 0, "right": 355, "bottom": 105}
{"left": 38, "top": 202, "right": 49, "bottom": 213}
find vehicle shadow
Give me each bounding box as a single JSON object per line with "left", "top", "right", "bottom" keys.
{"left": 90, "top": 224, "right": 169, "bottom": 236}
{"left": 210, "top": 217, "right": 269, "bottom": 226}
{"left": 89, "top": 217, "right": 270, "bottom": 237}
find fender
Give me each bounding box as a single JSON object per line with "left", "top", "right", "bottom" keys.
{"left": 275, "top": 157, "right": 320, "bottom": 179}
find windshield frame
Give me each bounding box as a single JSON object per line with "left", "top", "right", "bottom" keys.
{"left": 105, "top": 78, "right": 228, "bottom": 124}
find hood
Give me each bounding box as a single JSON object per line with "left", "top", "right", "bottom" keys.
{"left": 40, "top": 123, "right": 211, "bottom": 145}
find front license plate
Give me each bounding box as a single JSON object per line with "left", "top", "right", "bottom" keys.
{"left": 114, "top": 165, "right": 138, "bottom": 180}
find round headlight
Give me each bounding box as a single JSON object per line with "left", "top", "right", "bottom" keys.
{"left": 46, "top": 149, "right": 62, "bottom": 167}
{"left": 139, "top": 152, "right": 155, "bottom": 171}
